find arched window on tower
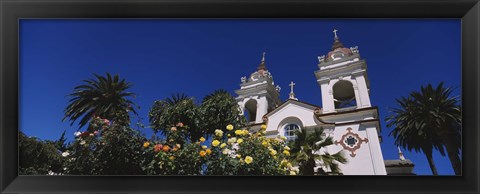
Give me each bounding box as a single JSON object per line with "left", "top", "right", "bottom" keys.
{"left": 244, "top": 99, "right": 257, "bottom": 123}
{"left": 333, "top": 80, "right": 357, "bottom": 110}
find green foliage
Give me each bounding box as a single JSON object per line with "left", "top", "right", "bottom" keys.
{"left": 289, "top": 127, "right": 347, "bottom": 175}
{"left": 386, "top": 82, "right": 461, "bottom": 175}
{"left": 149, "top": 90, "right": 246, "bottom": 142}
{"left": 19, "top": 131, "right": 65, "bottom": 175}
{"left": 63, "top": 73, "right": 137, "bottom": 129}
{"left": 199, "top": 90, "right": 247, "bottom": 137}
{"left": 149, "top": 94, "right": 201, "bottom": 142}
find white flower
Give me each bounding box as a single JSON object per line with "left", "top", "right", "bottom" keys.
{"left": 61, "top": 151, "right": 70, "bottom": 157}
{"left": 74, "top": 131, "right": 82, "bottom": 137}
{"left": 222, "top": 148, "right": 231, "bottom": 155}
{"left": 80, "top": 140, "right": 86, "bottom": 145}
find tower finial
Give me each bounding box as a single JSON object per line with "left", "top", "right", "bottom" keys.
{"left": 397, "top": 146, "right": 406, "bottom": 161}
{"left": 333, "top": 29, "right": 339, "bottom": 40}
{"left": 289, "top": 81, "right": 297, "bottom": 100}
{"left": 257, "top": 51, "right": 267, "bottom": 71}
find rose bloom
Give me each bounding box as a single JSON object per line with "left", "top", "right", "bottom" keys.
{"left": 262, "top": 141, "right": 268, "bottom": 147}
{"left": 202, "top": 145, "right": 207, "bottom": 149}
{"left": 143, "top": 142, "right": 150, "bottom": 148}
{"left": 199, "top": 137, "right": 206, "bottom": 142}
{"left": 236, "top": 138, "right": 243, "bottom": 144}
{"left": 269, "top": 149, "right": 277, "bottom": 156}
{"left": 234, "top": 130, "right": 243, "bottom": 136}
{"left": 227, "top": 138, "right": 236, "bottom": 144}
{"left": 226, "top": 124, "right": 234, "bottom": 131}
{"left": 176, "top": 144, "right": 181, "bottom": 148}
{"left": 199, "top": 150, "right": 206, "bottom": 157}
{"left": 61, "top": 151, "right": 70, "bottom": 157}
{"left": 244, "top": 156, "right": 253, "bottom": 164}
{"left": 220, "top": 143, "right": 227, "bottom": 148}
{"left": 214, "top": 129, "right": 223, "bottom": 137}
{"left": 284, "top": 146, "right": 291, "bottom": 151}
{"left": 163, "top": 145, "right": 170, "bottom": 152}
{"left": 283, "top": 150, "right": 290, "bottom": 156}
{"left": 169, "top": 156, "right": 175, "bottom": 160}
{"left": 176, "top": 122, "right": 184, "bottom": 127}
{"left": 261, "top": 124, "right": 267, "bottom": 130}
{"left": 206, "top": 149, "right": 212, "bottom": 155}
{"left": 212, "top": 140, "right": 220, "bottom": 147}
{"left": 172, "top": 147, "right": 178, "bottom": 152}
{"left": 74, "top": 131, "right": 82, "bottom": 137}
{"left": 154, "top": 144, "right": 163, "bottom": 152}
{"left": 170, "top": 127, "right": 177, "bottom": 131}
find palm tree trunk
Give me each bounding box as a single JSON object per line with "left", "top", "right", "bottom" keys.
{"left": 425, "top": 152, "right": 438, "bottom": 175}
{"left": 441, "top": 135, "right": 461, "bottom": 175}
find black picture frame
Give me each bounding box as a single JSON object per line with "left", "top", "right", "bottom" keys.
{"left": 1, "top": 0, "right": 479, "bottom": 193}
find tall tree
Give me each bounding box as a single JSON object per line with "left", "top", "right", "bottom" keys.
{"left": 289, "top": 127, "right": 347, "bottom": 175}
{"left": 199, "top": 89, "right": 247, "bottom": 137}
{"left": 386, "top": 82, "right": 461, "bottom": 175}
{"left": 63, "top": 73, "right": 137, "bottom": 129}
{"left": 149, "top": 93, "right": 201, "bottom": 142}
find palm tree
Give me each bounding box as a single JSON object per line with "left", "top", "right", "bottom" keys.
{"left": 386, "top": 82, "right": 461, "bottom": 175}
{"left": 63, "top": 73, "right": 137, "bottom": 129}
{"left": 289, "top": 127, "right": 347, "bottom": 175}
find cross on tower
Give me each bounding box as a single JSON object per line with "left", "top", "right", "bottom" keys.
{"left": 289, "top": 81, "right": 297, "bottom": 100}
{"left": 289, "top": 81, "right": 295, "bottom": 93}
{"left": 333, "top": 29, "right": 338, "bottom": 39}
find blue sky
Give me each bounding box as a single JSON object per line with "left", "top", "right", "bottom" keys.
{"left": 19, "top": 19, "right": 461, "bottom": 175}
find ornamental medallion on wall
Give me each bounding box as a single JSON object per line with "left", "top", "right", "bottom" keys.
{"left": 335, "top": 128, "right": 368, "bottom": 157}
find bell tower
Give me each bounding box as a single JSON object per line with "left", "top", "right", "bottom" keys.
{"left": 315, "top": 29, "right": 371, "bottom": 113}
{"left": 235, "top": 52, "right": 281, "bottom": 124}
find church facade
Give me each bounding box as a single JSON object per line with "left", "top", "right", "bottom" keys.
{"left": 235, "top": 30, "right": 413, "bottom": 175}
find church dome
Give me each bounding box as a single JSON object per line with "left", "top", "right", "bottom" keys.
{"left": 324, "top": 29, "right": 354, "bottom": 62}
{"left": 326, "top": 39, "right": 353, "bottom": 62}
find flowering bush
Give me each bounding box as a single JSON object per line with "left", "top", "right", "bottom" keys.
{"left": 63, "top": 117, "right": 147, "bottom": 175}
{"left": 143, "top": 123, "right": 298, "bottom": 175}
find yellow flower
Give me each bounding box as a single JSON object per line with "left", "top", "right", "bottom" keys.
{"left": 212, "top": 140, "right": 220, "bottom": 147}
{"left": 286, "top": 162, "right": 292, "bottom": 168}
{"left": 236, "top": 154, "right": 241, "bottom": 158}
{"left": 226, "top": 124, "right": 234, "bottom": 131}
{"left": 262, "top": 141, "right": 268, "bottom": 147}
{"left": 220, "top": 143, "right": 227, "bottom": 148}
{"left": 242, "top": 129, "right": 249, "bottom": 135}
{"left": 261, "top": 124, "right": 267, "bottom": 130}
{"left": 245, "top": 156, "right": 253, "bottom": 164}
{"left": 169, "top": 156, "right": 175, "bottom": 160}
{"left": 206, "top": 149, "right": 212, "bottom": 155}
{"left": 202, "top": 145, "right": 207, "bottom": 149}
{"left": 237, "top": 138, "right": 244, "bottom": 144}
{"left": 281, "top": 136, "right": 287, "bottom": 141}
{"left": 143, "top": 142, "right": 150, "bottom": 148}
{"left": 235, "top": 130, "right": 243, "bottom": 136}
{"left": 200, "top": 137, "right": 206, "bottom": 142}
{"left": 199, "top": 150, "right": 206, "bottom": 157}
{"left": 284, "top": 146, "right": 290, "bottom": 151}
{"left": 283, "top": 150, "right": 290, "bottom": 156}
{"left": 214, "top": 129, "right": 223, "bottom": 137}
{"left": 227, "top": 134, "right": 231, "bottom": 137}
{"left": 281, "top": 159, "right": 288, "bottom": 166}
{"left": 269, "top": 149, "right": 277, "bottom": 156}
{"left": 290, "top": 170, "right": 296, "bottom": 175}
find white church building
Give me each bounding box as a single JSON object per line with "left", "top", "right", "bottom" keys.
{"left": 235, "top": 30, "right": 414, "bottom": 175}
